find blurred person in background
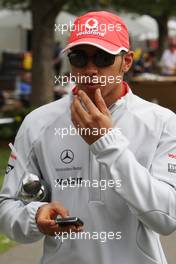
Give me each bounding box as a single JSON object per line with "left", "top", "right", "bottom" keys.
{"left": 23, "top": 51, "right": 32, "bottom": 71}
{"left": 17, "top": 71, "right": 32, "bottom": 107}
{"left": 133, "top": 48, "right": 144, "bottom": 74}
{"left": 143, "top": 50, "right": 156, "bottom": 73}
{"left": 53, "top": 41, "right": 63, "bottom": 76}
{"left": 160, "top": 39, "right": 176, "bottom": 75}
{"left": 0, "top": 89, "right": 5, "bottom": 110}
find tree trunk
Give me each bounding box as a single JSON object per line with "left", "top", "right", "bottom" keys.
{"left": 156, "top": 14, "right": 169, "bottom": 60}
{"left": 31, "top": 0, "right": 65, "bottom": 106}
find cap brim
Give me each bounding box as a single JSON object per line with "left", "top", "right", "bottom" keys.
{"left": 62, "top": 38, "right": 128, "bottom": 55}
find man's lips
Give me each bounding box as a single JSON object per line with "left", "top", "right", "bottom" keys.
{"left": 84, "top": 83, "right": 101, "bottom": 89}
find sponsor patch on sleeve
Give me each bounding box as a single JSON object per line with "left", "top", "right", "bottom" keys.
{"left": 6, "top": 164, "right": 14, "bottom": 174}
{"left": 5, "top": 164, "right": 14, "bottom": 174}
{"left": 168, "top": 163, "right": 176, "bottom": 173}
{"left": 10, "top": 152, "right": 16, "bottom": 160}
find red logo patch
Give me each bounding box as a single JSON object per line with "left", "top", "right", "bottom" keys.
{"left": 168, "top": 153, "right": 176, "bottom": 159}
{"left": 10, "top": 153, "right": 16, "bottom": 160}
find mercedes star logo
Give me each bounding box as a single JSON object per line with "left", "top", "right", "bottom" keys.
{"left": 60, "top": 149, "right": 74, "bottom": 164}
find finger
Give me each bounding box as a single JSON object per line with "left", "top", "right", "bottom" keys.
{"left": 40, "top": 223, "right": 84, "bottom": 237}
{"left": 38, "top": 202, "right": 69, "bottom": 220}
{"left": 72, "top": 95, "right": 90, "bottom": 121}
{"left": 37, "top": 219, "right": 58, "bottom": 235}
{"left": 75, "top": 225, "right": 84, "bottom": 232}
{"left": 71, "top": 226, "right": 83, "bottom": 233}
{"left": 59, "top": 225, "right": 76, "bottom": 233}
{"left": 39, "top": 222, "right": 80, "bottom": 236}
{"left": 51, "top": 202, "right": 69, "bottom": 218}
{"left": 71, "top": 102, "right": 85, "bottom": 129}
{"left": 59, "top": 225, "right": 83, "bottom": 234}
{"left": 72, "top": 115, "right": 84, "bottom": 130}
{"left": 94, "top": 89, "right": 109, "bottom": 114}
{"left": 38, "top": 219, "right": 57, "bottom": 227}
{"left": 73, "top": 95, "right": 89, "bottom": 116}
{"left": 77, "top": 90, "right": 99, "bottom": 114}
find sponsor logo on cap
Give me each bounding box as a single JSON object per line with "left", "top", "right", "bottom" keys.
{"left": 76, "top": 18, "right": 105, "bottom": 37}
{"left": 85, "top": 18, "right": 98, "bottom": 30}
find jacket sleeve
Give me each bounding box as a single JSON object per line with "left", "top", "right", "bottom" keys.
{"left": 90, "top": 114, "right": 176, "bottom": 236}
{"left": 0, "top": 117, "right": 47, "bottom": 243}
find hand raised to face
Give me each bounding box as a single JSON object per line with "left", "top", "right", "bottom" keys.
{"left": 71, "top": 88, "right": 113, "bottom": 145}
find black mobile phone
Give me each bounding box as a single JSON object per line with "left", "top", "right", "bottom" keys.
{"left": 55, "top": 216, "right": 84, "bottom": 227}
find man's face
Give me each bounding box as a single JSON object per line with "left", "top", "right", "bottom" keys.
{"left": 70, "top": 45, "right": 133, "bottom": 107}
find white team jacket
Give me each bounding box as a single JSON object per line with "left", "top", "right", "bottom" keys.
{"left": 0, "top": 87, "right": 176, "bottom": 264}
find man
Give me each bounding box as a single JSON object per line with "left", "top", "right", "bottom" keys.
{"left": 0, "top": 89, "right": 5, "bottom": 110}
{"left": 53, "top": 41, "right": 63, "bottom": 76}
{"left": 160, "top": 39, "right": 176, "bottom": 75}
{"left": 0, "top": 11, "right": 176, "bottom": 264}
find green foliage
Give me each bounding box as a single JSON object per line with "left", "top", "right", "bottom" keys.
{"left": 0, "top": 233, "right": 16, "bottom": 253}
{"left": 64, "top": 0, "right": 110, "bottom": 14}
{"left": 0, "top": 0, "right": 30, "bottom": 9}
{"left": 111, "top": 0, "right": 176, "bottom": 18}
{"left": 0, "top": 157, "right": 16, "bottom": 250}
{"left": 0, "top": 147, "right": 10, "bottom": 189}
{"left": 65, "top": 0, "right": 176, "bottom": 17}
{"left": 0, "top": 107, "right": 34, "bottom": 141}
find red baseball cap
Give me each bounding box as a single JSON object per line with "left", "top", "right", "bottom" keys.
{"left": 62, "top": 11, "right": 129, "bottom": 55}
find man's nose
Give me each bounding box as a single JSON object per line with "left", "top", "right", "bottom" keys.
{"left": 84, "top": 59, "right": 98, "bottom": 76}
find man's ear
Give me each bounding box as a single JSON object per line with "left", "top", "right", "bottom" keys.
{"left": 123, "top": 51, "right": 134, "bottom": 72}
